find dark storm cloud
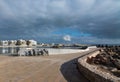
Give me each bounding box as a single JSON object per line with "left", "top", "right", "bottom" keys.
{"left": 0, "top": 0, "right": 120, "bottom": 43}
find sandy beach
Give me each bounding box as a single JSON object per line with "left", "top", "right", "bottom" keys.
{"left": 0, "top": 50, "right": 95, "bottom": 82}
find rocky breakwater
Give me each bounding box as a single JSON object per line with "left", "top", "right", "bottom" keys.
{"left": 77, "top": 47, "right": 120, "bottom": 82}
{"left": 17, "top": 48, "right": 49, "bottom": 56}
{"left": 87, "top": 47, "right": 120, "bottom": 79}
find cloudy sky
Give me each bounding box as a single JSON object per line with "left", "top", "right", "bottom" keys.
{"left": 0, "top": 0, "right": 120, "bottom": 44}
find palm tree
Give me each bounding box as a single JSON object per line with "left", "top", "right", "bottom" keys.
{"left": 26, "top": 40, "right": 31, "bottom": 46}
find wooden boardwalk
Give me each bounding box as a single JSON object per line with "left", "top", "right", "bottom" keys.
{"left": 0, "top": 50, "right": 94, "bottom": 82}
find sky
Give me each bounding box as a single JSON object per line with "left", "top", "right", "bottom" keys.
{"left": 0, "top": 0, "right": 120, "bottom": 44}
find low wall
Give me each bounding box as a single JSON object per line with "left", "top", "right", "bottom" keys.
{"left": 47, "top": 48, "right": 89, "bottom": 55}
{"left": 17, "top": 46, "right": 97, "bottom": 56}
{"left": 77, "top": 50, "right": 120, "bottom": 82}
{"left": 17, "top": 48, "right": 90, "bottom": 56}
{"left": 44, "top": 46, "right": 97, "bottom": 55}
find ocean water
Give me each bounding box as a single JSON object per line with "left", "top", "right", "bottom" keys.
{"left": 0, "top": 47, "right": 19, "bottom": 55}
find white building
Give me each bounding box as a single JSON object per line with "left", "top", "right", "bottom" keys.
{"left": 0, "top": 39, "right": 37, "bottom": 46}
{"left": 17, "top": 39, "right": 27, "bottom": 46}
{"left": 8, "top": 40, "right": 17, "bottom": 46}
{"left": 28, "top": 40, "right": 37, "bottom": 46}
{"left": 0, "top": 40, "right": 9, "bottom": 46}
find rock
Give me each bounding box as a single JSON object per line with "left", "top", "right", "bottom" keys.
{"left": 86, "top": 57, "right": 95, "bottom": 64}
{"left": 113, "top": 59, "right": 120, "bottom": 69}
{"left": 112, "top": 70, "right": 120, "bottom": 77}
{"left": 111, "top": 68, "right": 118, "bottom": 72}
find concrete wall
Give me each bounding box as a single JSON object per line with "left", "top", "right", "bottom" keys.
{"left": 77, "top": 50, "right": 120, "bottom": 82}
{"left": 47, "top": 48, "right": 89, "bottom": 55}
{"left": 17, "top": 46, "right": 97, "bottom": 56}
{"left": 47, "top": 46, "right": 98, "bottom": 55}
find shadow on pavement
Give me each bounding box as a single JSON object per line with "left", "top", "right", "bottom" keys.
{"left": 60, "top": 57, "right": 89, "bottom": 82}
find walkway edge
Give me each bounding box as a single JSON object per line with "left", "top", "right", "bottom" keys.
{"left": 77, "top": 49, "right": 120, "bottom": 82}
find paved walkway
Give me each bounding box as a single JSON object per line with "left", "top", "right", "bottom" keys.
{"left": 0, "top": 49, "right": 95, "bottom": 82}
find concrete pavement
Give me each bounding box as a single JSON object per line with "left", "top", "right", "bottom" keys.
{"left": 0, "top": 50, "right": 96, "bottom": 82}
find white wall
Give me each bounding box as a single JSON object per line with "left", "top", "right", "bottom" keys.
{"left": 47, "top": 48, "right": 89, "bottom": 55}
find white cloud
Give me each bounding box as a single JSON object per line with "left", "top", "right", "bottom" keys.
{"left": 63, "top": 35, "right": 71, "bottom": 41}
